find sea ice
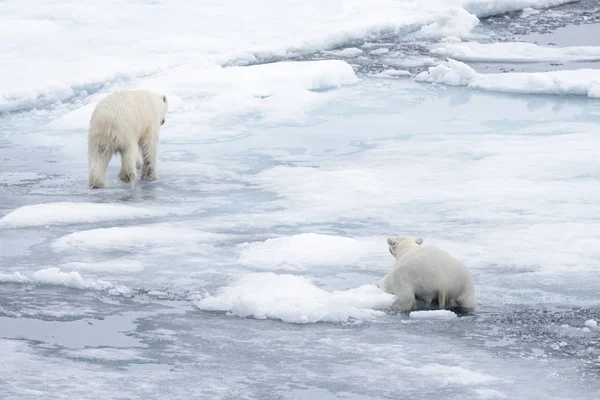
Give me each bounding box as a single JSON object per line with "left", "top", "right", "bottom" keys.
{"left": 430, "top": 41, "right": 600, "bottom": 63}
{"left": 0, "top": 202, "right": 182, "bottom": 228}
{"left": 52, "top": 223, "right": 225, "bottom": 254}
{"left": 416, "top": 59, "right": 600, "bottom": 98}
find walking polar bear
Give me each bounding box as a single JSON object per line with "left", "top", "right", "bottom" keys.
{"left": 376, "top": 236, "right": 476, "bottom": 312}
{"left": 87, "top": 90, "right": 168, "bottom": 189}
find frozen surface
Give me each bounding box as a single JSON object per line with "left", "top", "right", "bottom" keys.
{"left": 0, "top": 202, "right": 184, "bottom": 228}
{"left": 2, "top": 0, "right": 600, "bottom": 399}
{"left": 237, "top": 233, "right": 380, "bottom": 270}
{"left": 417, "top": 58, "right": 600, "bottom": 97}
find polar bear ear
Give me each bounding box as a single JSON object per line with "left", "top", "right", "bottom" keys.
{"left": 162, "top": 95, "right": 167, "bottom": 103}
{"left": 387, "top": 237, "right": 397, "bottom": 247}
{"left": 415, "top": 238, "right": 423, "bottom": 245}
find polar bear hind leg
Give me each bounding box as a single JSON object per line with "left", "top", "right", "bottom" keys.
{"left": 437, "top": 291, "right": 447, "bottom": 309}
{"left": 140, "top": 137, "right": 158, "bottom": 181}
{"left": 118, "top": 143, "right": 138, "bottom": 186}
{"left": 87, "top": 136, "right": 112, "bottom": 189}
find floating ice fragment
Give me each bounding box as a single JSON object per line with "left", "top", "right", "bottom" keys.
{"left": 409, "top": 310, "right": 458, "bottom": 320}
{"left": 416, "top": 59, "right": 600, "bottom": 98}
{"left": 0, "top": 272, "right": 31, "bottom": 284}
{"left": 584, "top": 319, "right": 597, "bottom": 328}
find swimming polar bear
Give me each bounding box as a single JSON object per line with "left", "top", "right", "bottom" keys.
{"left": 87, "top": 90, "right": 168, "bottom": 189}
{"left": 376, "top": 236, "right": 476, "bottom": 312}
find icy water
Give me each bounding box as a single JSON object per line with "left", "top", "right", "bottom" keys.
{"left": 2, "top": 1, "right": 600, "bottom": 399}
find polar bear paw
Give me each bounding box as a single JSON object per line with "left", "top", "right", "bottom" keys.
{"left": 118, "top": 170, "right": 137, "bottom": 184}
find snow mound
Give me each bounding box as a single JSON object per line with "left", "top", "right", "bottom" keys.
{"left": 418, "top": 7, "right": 479, "bottom": 38}
{"left": 194, "top": 273, "right": 395, "bottom": 323}
{"left": 430, "top": 41, "right": 600, "bottom": 63}
{"left": 0, "top": 202, "right": 180, "bottom": 229}
{"left": 32, "top": 268, "right": 89, "bottom": 289}
{"left": 416, "top": 59, "right": 600, "bottom": 98}
{"left": 138, "top": 60, "right": 358, "bottom": 131}
{"left": 52, "top": 223, "right": 224, "bottom": 253}
{"left": 230, "top": 60, "right": 358, "bottom": 93}
{"left": 409, "top": 310, "right": 458, "bottom": 320}
{"left": 237, "top": 233, "right": 373, "bottom": 270}
{"left": 32, "top": 267, "right": 112, "bottom": 290}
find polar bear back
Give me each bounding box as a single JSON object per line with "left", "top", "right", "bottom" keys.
{"left": 394, "top": 245, "right": 474, "bottom": 299}
{"left": 90, "top": 90, "right": 165, "bottom": 145}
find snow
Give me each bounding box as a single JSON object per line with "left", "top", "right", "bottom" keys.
{"left": 584, "top": 319, "right": 598, "bottom": 328}
{"left": 195, "top": 273, "right": 395, "bottom": 323}
{"left": 430, "top": 41, "right": 600, "bottom": 63}
{"left": 237, "top": 233, "right": 378, "bottom": 270}
{"left": 416, "top": 59, "right": 600, "bottom": 98}
{"left": 409, "top": 310, "right": 459, "bottom": 320}
{"left": 0, "top": 202, "right": 184, "bottom": 229}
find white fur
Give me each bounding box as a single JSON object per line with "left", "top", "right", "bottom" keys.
{"left": 376, "top": 236, "right": 476, "bottom": 312}
{"left": 87, "top": 90, "right": 168, "bottom": 189}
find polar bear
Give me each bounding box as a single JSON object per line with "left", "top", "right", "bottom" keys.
{"left": 376, "top": 236, "right": 476, "bottom": 312}
{"left": 87, "top": 90, "right": 168, "bottom": 189}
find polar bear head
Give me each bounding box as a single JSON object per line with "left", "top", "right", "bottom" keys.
{"left": 387, "top": 236, "right": 423, "bottom": 258}
{"left": 159, "top": 94, "right": 168, "bottom": 126}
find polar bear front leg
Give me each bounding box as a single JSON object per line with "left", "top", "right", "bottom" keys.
{"left": 140, "top": 140, "right": 158, "bottom": 181}
{"left": 390, "top": 289, "right": 415, "bottom": 313}
{"left": 118, "top": 145, "right": 138, "bottom": 186}
{"left": 136, "top": 151, "right": 143, "bottom": 170}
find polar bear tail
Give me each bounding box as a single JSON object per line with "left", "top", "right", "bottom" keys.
{"left": 87, "top": 136, "right": 112, "bottom": 189}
